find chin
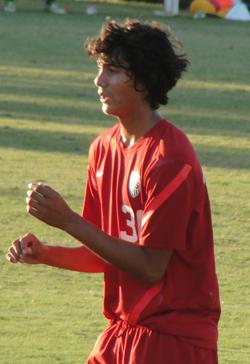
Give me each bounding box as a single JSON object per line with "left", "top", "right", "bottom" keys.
{"left": 102, "top": 105, "right": 118, "bottom": 117}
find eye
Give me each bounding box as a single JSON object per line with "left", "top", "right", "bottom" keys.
{"left": 107, "top": 65, "right": 118, "bottom": 73}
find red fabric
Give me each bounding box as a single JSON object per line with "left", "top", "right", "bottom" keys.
{"left": 128, "top": 280, "right": 164, "bottom": 326}
{"left": 141, "top": 164, "right": 192, "bottom": 228}
{"left": 82, "top": 119, "right": 220, "bottom": 349}
{"left": 86, "top": 320, "right": 218, "bottom": 364}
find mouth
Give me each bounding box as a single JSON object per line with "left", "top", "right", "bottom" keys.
{"left": 100, "top": 96, "right": 109, "bottom": 104}
{"left": 98, "top": 91, "right": 110, "bottom": 104}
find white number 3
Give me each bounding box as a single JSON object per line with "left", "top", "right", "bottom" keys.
{"left": 120, "top": 205, "right": 143, "bottom": 243}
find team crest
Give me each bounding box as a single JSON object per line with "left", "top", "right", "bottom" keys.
{"left": 129, "top": 170, "right": 141, "bottom": 198}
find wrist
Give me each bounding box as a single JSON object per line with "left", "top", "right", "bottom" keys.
{"left": 64, "top": 210, "right": 83, "bottom": 237}
{"left": 39, "top": 244, "right": 51, "bottom": 264}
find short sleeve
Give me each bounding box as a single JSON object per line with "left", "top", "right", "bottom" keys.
{"left": 139, "top": 159, "right": 194, "bottom": 250}
{"left": 82, "top": 150, "right": 102, "bottom": 228}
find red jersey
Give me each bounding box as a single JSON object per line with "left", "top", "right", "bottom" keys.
{"left": 82, "top": 119, "right": 220, "bottom": 350}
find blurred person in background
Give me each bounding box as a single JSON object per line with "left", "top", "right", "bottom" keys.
{"left": 3, "top": 0, "right": 66, "bottom": 14}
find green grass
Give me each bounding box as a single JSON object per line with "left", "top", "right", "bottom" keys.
{"left": 0, "top": 1, "right": 250, "bottom": 363}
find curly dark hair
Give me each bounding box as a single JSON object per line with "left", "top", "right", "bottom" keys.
{"left": 85, "top": 19, "right": 189, "bottom": 110}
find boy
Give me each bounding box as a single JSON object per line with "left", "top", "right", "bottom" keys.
{"left": 6, "top": 19, "right": 220, "bottom": 363}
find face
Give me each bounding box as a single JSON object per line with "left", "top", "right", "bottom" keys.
{"left": 94, "top": 61, "right": 146, "bottom": 118}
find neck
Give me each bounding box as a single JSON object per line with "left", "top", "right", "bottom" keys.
{"left": 118, "top": 109, "right": 162, "bottom": 148}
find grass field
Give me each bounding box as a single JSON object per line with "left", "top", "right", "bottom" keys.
{"left": 0, "top": 1, "right": 250, "bottom": 363}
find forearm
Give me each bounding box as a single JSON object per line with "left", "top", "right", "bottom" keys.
{"left": 40, "top": 244, "right": 106, "bottom": 273}
{"left": 25, "top": 183, "right": 171, "bottom": 282}
{"left": 65, "top": 212, "right": 170, "bottom": 284}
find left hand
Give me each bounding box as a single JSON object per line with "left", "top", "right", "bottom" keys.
{"left": 6, "top": 233, "right": 47, "bottom": 265}
{"left": 26, "top": 183, "right": 75, "bottom": 231}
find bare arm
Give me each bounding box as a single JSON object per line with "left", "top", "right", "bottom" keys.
{"left": 65, "top": 212, "right": 172, "bottom": 284}
{"left": 41, "top": 245, "right": 106, "bottom": 272}
{"left": 25, "top": 183, "right": 172, "bottom": 284}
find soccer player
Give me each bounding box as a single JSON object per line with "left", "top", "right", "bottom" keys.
{"left": 6, "top": 19, "right": 220, "bottom": 363}
{"left": 3, "top": 0, "right": 66, "bottom": 14}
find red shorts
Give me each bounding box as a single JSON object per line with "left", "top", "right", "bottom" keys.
{"left": 86, "top": 320, "right": 218, "bottom": 364}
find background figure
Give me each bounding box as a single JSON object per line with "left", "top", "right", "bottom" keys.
{"left": 3, "top": 0, "right": 66, "bottom": 14}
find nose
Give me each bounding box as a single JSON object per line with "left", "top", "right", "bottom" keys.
{"left": 94, "top": 68, "right": 107, "bottom": 88}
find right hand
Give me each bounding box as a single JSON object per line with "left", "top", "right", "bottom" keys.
{"left": 6, "top": 233, "right": 46, "bottom": 265}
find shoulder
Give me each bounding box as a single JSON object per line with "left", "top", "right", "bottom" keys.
{"left": 144, "top": 120, "right": 197, "bottom": 175}
{"left": 89, "top": 123, "right": 119, "bottom": 159}
{"left": 157, "top": 120, "right": 197, "bottom": 163}
{"left": 143, "top": 120, "right": 203, "bottom": 189}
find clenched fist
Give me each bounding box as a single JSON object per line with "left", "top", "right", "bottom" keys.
{"left": 6, "top": 233, "right": 47, "bottom": 265}
{"left": 26, "top": 183, "right": 76, "bottom": 231}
